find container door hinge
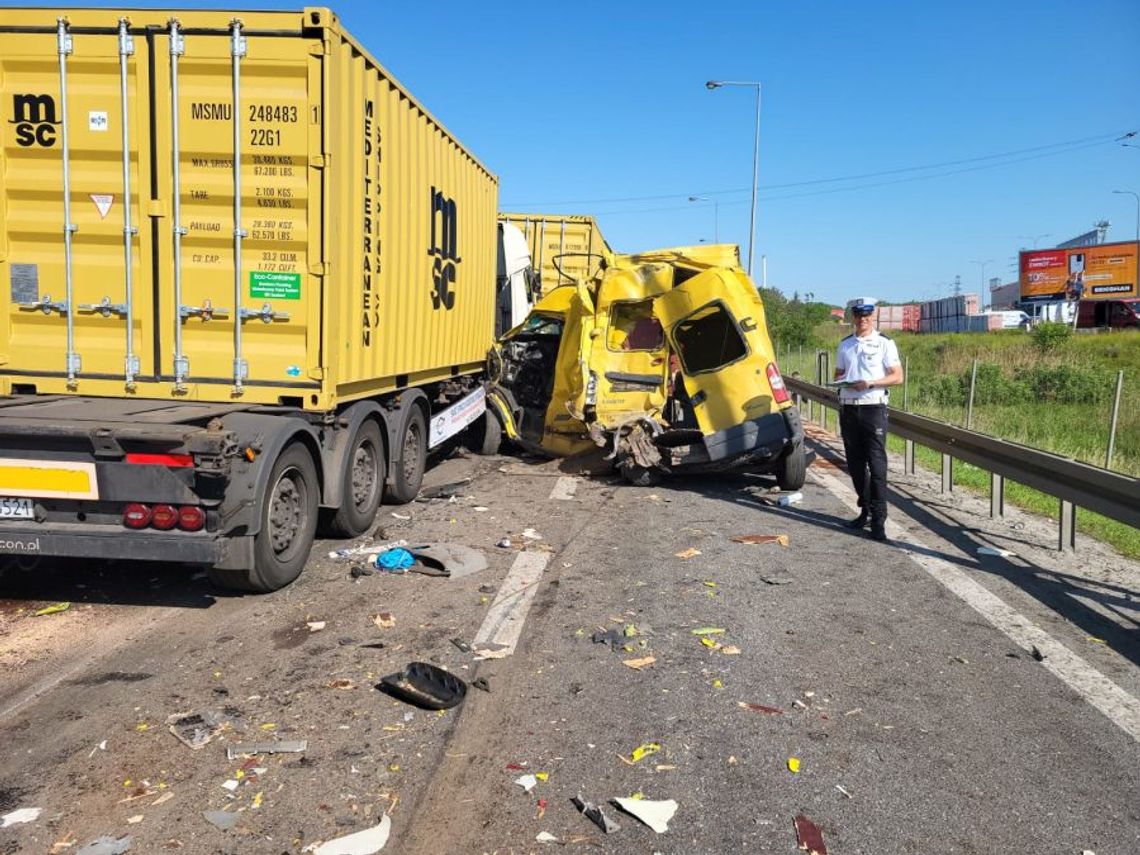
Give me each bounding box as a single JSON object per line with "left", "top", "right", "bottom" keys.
{"left": 308, "top": 153, "right": 328, "bottom": 169}
{"left": 308, "top": 261, "right": 329, "bottom": 275}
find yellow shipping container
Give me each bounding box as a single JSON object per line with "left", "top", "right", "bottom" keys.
{"left": 0, "top": 6, "right": 498, "bottom": 410}
{"left": 499, "top": 213, "right": 611, "bottom": 294}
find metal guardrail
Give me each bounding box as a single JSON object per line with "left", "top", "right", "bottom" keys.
{"left": 786, "top": 376, "right": 1140, "bottom": 551}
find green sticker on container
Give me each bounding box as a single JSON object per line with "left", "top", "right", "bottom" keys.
{"left": 250, "top": 271, "right": 301, "bottom": 300}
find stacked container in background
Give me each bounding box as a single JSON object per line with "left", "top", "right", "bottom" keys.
{"left": 874, "top": 304, "right": 920, "bottom": 333}
{"left": 917, "top": 294, "right": 982, "bottom": 333}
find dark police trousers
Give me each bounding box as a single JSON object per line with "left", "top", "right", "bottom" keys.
{"left": 839, "top": 403, "right": 889, "bottom": 521}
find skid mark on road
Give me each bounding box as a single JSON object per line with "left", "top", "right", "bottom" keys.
{"left": 809, "top": 465, "right": 1140, "bottom": 743}
{"left": 548, "top": 476, "right": 578, "bottom": 501}
{"left": 471, "top": 551, "right": 550, "bottom": 659}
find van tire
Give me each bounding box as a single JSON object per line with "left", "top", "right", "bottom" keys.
{"left": 325, "top": 420, "right": 385, "bottom": 538}
{"left": 385, "top": 406, "right": 427, "bottom": 504}
{"left": 467, "top": 410, "right": 502, "bottom": 456}
{"left": 777, "top": 443, "right": 806, "bottom": 491}
{"left": 212, "top": 442, "right": 319, "bottom": 593}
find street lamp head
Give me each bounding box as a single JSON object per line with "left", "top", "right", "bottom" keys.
{"left": 688, "top": 195, "right": 704, "bottom": 202}
{"left": 705, "top": 80, "right": 721, "bottom": 90}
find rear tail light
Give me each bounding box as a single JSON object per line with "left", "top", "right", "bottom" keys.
{"left": 767, "top": 363, "right": 790, "bottom": 404}
{"left": 122, "top": 503, "right": 152, "bottom": 529}
{"left": 150, "top": 504, "right": 179, "bottom": 530}
{"left": 178, "top": 505, "right": 206, "bottom": 532}
{"left": 125, "top": 452, "right": 193, "bottom": 468}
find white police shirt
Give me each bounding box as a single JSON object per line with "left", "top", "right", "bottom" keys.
{"left": 835, "top": 330, "right": 899, "bottom": 405}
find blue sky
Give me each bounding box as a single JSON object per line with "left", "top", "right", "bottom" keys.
{"left": 24, "top": 0, "right": 1140, "bottom": 306}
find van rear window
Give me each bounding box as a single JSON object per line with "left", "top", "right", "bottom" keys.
{"left": 673, "top": 302, "right": 747, "bottom": 374}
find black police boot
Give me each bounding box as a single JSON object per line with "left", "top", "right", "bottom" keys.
{"left": 869, "top": 505, "right": 888, "bottom": 541}
{"left": 844, "top": 510, "right": 869, "bottom": 530}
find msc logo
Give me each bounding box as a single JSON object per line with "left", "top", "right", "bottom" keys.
{"left": 428, "top": 186, "right": 461, "bottom": 310}
{"left": 9, "top": 94, "right": 60, "bottom": 147}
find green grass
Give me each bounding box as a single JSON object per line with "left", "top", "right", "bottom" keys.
{"left": 775, "top": 329, "right": 1140, "bottom": 558}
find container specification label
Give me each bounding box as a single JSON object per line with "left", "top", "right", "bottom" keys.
{"left": 250, "top": 271, "right": 301, "bottom": 300}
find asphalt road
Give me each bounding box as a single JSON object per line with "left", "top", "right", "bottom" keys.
{"left": 0, "top": 426, "right": 1137, "bottom": 855}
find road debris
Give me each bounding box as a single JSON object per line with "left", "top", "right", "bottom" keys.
{"left": 1, "top": 807, "right": 42, "bottom": 827}
{"left": 794, "top": 814, "right": 827, "bottom": 854}
{"left": 376, "top": 547, "right": 415, "bottom": 572}
{"left": 536, "top": 831, "right": 559, "bottom": 843}
{"left": 76, "top": 836, "right": 132, "bottom": 855}
{"left": 777, "top": 491, "right": 803, "bottom": 507}
{"left": 221, "top": 779, "right": 239, "bottom": 792}
{"left": 166, "top": 709, "right": 237, "bottom": 750}
{"left": 451, "top": 637, "right": 472, "bottom": 653}
{"left": 721, "top": 645, "right": 742, "bottom": 655}
{"left": 472, "top": 677, "right": 491, "bottom": 693}
{"left": 327, "top": 678, "right": 356, "bottom": 689}
{"left": 1031, "top": 646, "right": 1046, "bottom": 662}
{"left": 33, "top": 601, "right": 71, "bottom": 617}
{"left": 307, "top": 621, "right": 327, "bottom": 632}
{"left": 226, "top": 740, "right": 307, "bottom": 759}
{"left": 418, "top": 480, "right": 470, "bottom": 500}
{"left": 312, "top": 814, "right": 392, "bottom": 854}
{"left": 522, "top": 528, "right": 543, "bottom": 540}
{"left": 691, "top": 627, "right": 726, "bottom": 636}
{"left": 406, "top": 543, "right": 488, "bottom": 579}
{"left": 787, "top": 757, "right": 801, "bottom": 773}
{"left": 611, "top": 797, "right": 678, "bottom": 833}
{"left": 620, "top": 742, "right": 661, "bottom": 764}
{"left": 515, "top": 774, "right": 538, "bottom": 793}
{"left": 977, "top": 546, "right": 1015, "bottom": 557}
{"left": 760, "top": 573, "right": 794, "bottom": 585}
{"left": 591, "top": 627, "right": 625, "bottom": 649}
{"left": 739, "top": 701, "right": 783, "bottom": 715}
{"left": 380, "top": 661, "right": 467, "bottom": 710}
{"left": 496, "top": 538, "right": 513, "bottom": 549}
{"left": 372, "top": 612, "right": 396, "bottom": 629}
{"left": 202, "top": 809, "right": 238, "bottom": 832}
{"left": 623, "top": 655, "right": 656, "bottom": 670}
{"left": 835, "top": 784, "right": 853, "bottom": 799}
{"left": 674, "top": 547, "right": 701, "bottom": 559}
{"left": 571, "top": 796, "right": 620, "bottom": 834}
{"left": 350, "top": 564, "right": 376, "bottom": 578}
{"left": 329, "top": 540, "right": 407, "bottom": 560}
{"left": 731, "top": 534, "right": 790, "bottom": 547}
{"left": 126, "top": 815, "right": 143, "bottom": 825}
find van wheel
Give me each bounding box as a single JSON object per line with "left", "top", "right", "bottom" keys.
{"left": 467, "top": 410, "right": 502, "bottom": 456}
{"left": 211, "top": 443, "right": 318, "bottom": 593}
{"left": 777, "top": 443, "right": 806, "bottom": 491}
{"left": 326, "top": 420, "right": 385, "bottom": 537}
{"left": 385, "top": 406, "right": 427, "bottom": 504}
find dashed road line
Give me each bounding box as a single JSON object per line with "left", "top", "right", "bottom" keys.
{"left": 471, "top": 551, "right": 550, "bottom": 659}
{"left": 808, "top": 464, "right": 1140, "bottom": 743}
{"left": 548, "top": 476, "right": 578, "bottom": 500}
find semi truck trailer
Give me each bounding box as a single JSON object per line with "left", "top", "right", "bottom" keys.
{"left": 0, "top": 7, "right": 530, "bottom": 591}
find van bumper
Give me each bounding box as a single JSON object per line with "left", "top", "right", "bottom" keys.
{"left": 702, "top": 406, "right": 803, "bottom": 464}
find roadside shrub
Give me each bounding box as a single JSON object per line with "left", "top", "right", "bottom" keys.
{"left": 1014, "top": 364, "right": 1117, "bottom": 405}
{"left": 1032, "top": 321, "right": 1072, "bottom": 351}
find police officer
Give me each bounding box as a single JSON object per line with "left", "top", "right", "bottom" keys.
{"left": 834, "top": 297, "right": 903, "bottom": 541}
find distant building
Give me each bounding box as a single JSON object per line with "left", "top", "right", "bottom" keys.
{"left": 990, "top": 280, "right": 1020, "bottom": 309}
{"left": 829, "top": 308, "right": 844, "bottom": 321}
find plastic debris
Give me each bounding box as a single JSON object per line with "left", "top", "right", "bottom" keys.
{"left": 835, "top": 784, "right": 853, "bottom": 799}
{"left": 380, "top": 661, "right": 467, "bottom": 710}
{"left": 621, "top": 742, "right": 661, "bottom": 764}
{"left": 372, "top": 612, "right": 396, "bottom": 629}
{"left": 721, "top": 645, "right": 742, "bottom": 655}
{"left": 307, "top": 621, "right": 327, "bottom": 632}
{"left": 1086, "top": 636, "right": 1107, "bottom": 644}
{"left": 738, "top": 701, "right": 783, "bottom": 715}
{"left": 33, "top": 601, "right": 71, "bottom": 617}
{"left": 611, "top": 797, "right": 678, "bottom": 833}
{"left": 794, "top": 814, "right": 827, "bottom": 854}
{"left": 329, "top": 540, "right": 407, "bottom": 560}
{"left": 623, "top": 656, "right": 656, "bottom": 670}
{"left": 226, "top": 741, "right": 307, "bottom": 759}
{"left": 166, "top": 709, "right": 237, "bottom": 750}
{"left": 571, "top": 796, "right": 620, "bottom": 834}
{"left": 1, "top": 807, "right": 42, "bottom": 827}
{"left": 674, "top": 548, "right": 701, "bottom": 559}
{"left": 76, "top": 836, "right": 132, "bottom": 855}
{"left": 376, "top": 547, "right": 415, "bottom": 572}
{"left": 777, "top": 491, "right": 804, "bottom": 507}
{"left": 700, "top": 637, "right": 721, "bottom": 650}
{"left": 496, "top": 538, "right": 513, "bottom": 549}
{"left": 221, "top": 779, "right": 239, "bottom": 792}
{"left": 515, "top": 774, "right": 538, "bottom": 793}
{"left": 150, "top": 792, "right": 174, "bottom": 807}
{"left": 977, "top": 546, "right": 1015, "bottom": 557}
{"left": 313, "top": 814, "right": 391, "bottom": 854}
{"left": 787, "top": 757, "right": 801, "bottom": 773}
{"left": 521, "top": 528, "right": 543, "bottom": 540}
{"left": 731, "top": 534, "right": 790, "bottom": 547}
{"left": 691, "top": 627, "right": 725, "bottom": 636}
{"left": 536, "top": 831, "right": 559, "bottom": 843}
{"left": 125, "top": 816, "right": 143, "bottom": 825}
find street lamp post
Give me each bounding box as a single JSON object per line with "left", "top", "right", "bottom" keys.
{"left": 1112, "top": 190, "right": 1140, "bottom": 242}
{"left": 970, "top": 258, "right": 994, "bottom": 301}
{"left": 706, "top": 80, "right": 761, "bottom": 277}
{"left": 1017, "top": 233, "right": 1052, "bottom": 249}
{"left": 688, "top": 195, "right": 719, "bottom": 242}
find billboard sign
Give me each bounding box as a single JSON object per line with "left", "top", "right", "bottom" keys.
{"left": 1019, "top": 241, "right": 1138, "bottom": 302}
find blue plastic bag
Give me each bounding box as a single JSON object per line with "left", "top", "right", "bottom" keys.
{"left": 376, "top": 547, "right": 415, "bottom": 572}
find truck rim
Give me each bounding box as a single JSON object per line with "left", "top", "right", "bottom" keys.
{"left": 402, "top": 420, "right": 422, "bottom": 483}
{"left": 351, "top": 439, "right": 378, "bottom": 511}
{"left": 269, "top": 465, "right": 307, "bottom": 558}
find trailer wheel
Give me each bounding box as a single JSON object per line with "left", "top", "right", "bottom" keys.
{"left": 326, "top": 420, "right": 386, "bottom": 538}
{"left": 212, "top": 442, "right": 318, "bottom": 593}
{"left": 385, "top": 406, "right": 427, "bottom": 504}
{"left": 466, "top": 409, "right": 502, "bottom": 456}
{"left": 776, "top": 442, "right": 806, "bottom": 491}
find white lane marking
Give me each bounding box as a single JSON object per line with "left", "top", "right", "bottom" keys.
{"left": 548, "top": 476, "right": 578, "bottom": 501}
{"left": 472, "top": 551, "right": 550, "bottom": 659}
{"left": 807, "top": 465, "right": 1140, "bottom": 743}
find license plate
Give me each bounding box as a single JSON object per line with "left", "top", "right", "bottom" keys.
{"left": 0, "top": 497, "right": 34, "bottom": 519}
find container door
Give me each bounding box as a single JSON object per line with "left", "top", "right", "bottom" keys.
{"left": 151, "top": 23, "right": 319, "bottom": 396}
{"left": 653, "top": 268, "right": 776, "bottom": 436}
{"left": 0, "top": 22, "right": 156, "bottom": 388}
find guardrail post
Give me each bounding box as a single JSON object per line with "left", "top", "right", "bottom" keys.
{"left": 902, "top": 355, "right": 909, "bottom": 411}
{"left": 1059, "top": 499, "right": 1076, "bottom": 551}
{"left": 990, "top": 472, "right": 1004, "bottom": 517}
{"left": 904, "top": 438, "right": 915, "bottom": 475}
{"left": 1105, "top": 369, "right": 1123, "bottom": 470}
{"left": 941, "top": 453, "right": 952, "bottom": 493}
{"left": 966, "top": 358, "right": 978, "bottom": 430}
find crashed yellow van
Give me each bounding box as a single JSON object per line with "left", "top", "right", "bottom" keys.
{"left": 487, "top": 244, "right": 805, "bottom": 488}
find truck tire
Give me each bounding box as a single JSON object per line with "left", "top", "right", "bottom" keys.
{"left": 466, "top": 409, "right": 502, "bottom": 456}
{"left": 385, "top": 405, "right": 427, "bottom": 504}
{"left": 211, "top": 442, "right": 319, "bottom": 593}
{"left": 325, "top": 420, "right": 385, "bottom": 538}
{"left": 777, "top": 442, "right": 806, "bottom": 491}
